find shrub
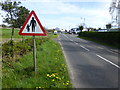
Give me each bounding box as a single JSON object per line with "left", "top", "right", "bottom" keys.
{"left": 2, "top": 37, "right": 50, "bottom": 64}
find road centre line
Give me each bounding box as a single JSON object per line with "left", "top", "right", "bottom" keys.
{"left": 70, "top": 39, "right": 73, "bottom": 42}
{"left": 69, "top": 38, "right": 90, "bottom": 52}
{"left": 63, "top": 34, "right": 69, "bottom": 38}
{"left": 74, "top": 42, "right": 78, "bottom": 45}
{"left": 80, "top": 45, "right": 90, "bottom": 51}
{"left": 62, "top": 34, "right": 119, "bottom": 69}
{"left": 96, "top": 54, "right": 120, "bottom": 69}
{"left": 97, "top": 47, "right": 103, "bottom": 49}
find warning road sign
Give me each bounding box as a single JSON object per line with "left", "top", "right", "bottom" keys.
{"left": 19, "top": 10, "right": 46, "bottom": 36}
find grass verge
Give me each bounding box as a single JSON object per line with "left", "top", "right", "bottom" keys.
{"left": 2, "top": 38, "right": 72, "bottom": 88}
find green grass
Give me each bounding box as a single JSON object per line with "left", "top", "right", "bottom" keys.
{"left": 48, "top": 33, "right": 59, "bottom": 39}
{"left": 1, "top": 28, "right": 49, "bottom": 39}
{"left": 2, "top": 39, "right": 72, "bottom": 88}
{"left": 1, "top": 28, "right": 23, "bottom": 38}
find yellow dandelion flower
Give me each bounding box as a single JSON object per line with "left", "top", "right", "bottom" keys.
{"left": 49, "top": 75, "right": 52, "bottom": 78}
{"left": 56, "top": 77, "right": 59, "bottom": 79}
{"left": 51, "top": 74, "right": 55, "bottom": 77}
{"left": 66, "top": 83, "right": 69, "bottom": 85}
{"left": 39, "top": 86, "right": 41, "bottom": 88}
{"left": 47, "top": 74, "right": 49, "bottom": 76}
{"left": 52, "top": 79, "right": 55, "bottom": 82}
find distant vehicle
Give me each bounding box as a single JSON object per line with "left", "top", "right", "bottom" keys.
{"left": 54, "top": 30, "right": 57, "bottom": 35}
{"left": 68, "top": 30, "right": 72, "bottom": 34}
{"left": 70, "top": 28, "right": 80, "bottom": 34}
{"left": 97, "top": 29, "right": 119, "bottom": 32}
{"left": 97, "top": 29, "right": 108, "bottom": 32}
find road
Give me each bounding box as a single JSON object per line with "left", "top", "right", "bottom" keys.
{"left": 59, "top": 33, "right": 119, "bottom": 89}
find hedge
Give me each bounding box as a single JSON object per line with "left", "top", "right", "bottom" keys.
{"left": 78, "top": 32, "right": 120, "bottom": 48}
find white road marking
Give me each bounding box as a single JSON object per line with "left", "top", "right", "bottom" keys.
{"left": 80, "top": 45, "right": 90, "bottom": 51}
{"left": 96, "top": 54, "right": 120, "bottom": 69}
{"left": 63, "top": 34, "right": 69, "bottom": 38}
{"left": 97, "top": 47, "right": 103, "bottom": 49}
{"left": 69, "top": 38, "right": 90, "bottom": 52}
{"left": 70, "top": 39, "right": 73, "bottom": 42}
{"left": 63, "top": 34, "right": 90, "bottom": 52}
{"left": 74, "top": 42, "right": 78, "bottom": 45}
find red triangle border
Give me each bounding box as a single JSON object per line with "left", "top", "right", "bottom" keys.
{"left": 19, "top": 10, "right": 46, "bottom": 36}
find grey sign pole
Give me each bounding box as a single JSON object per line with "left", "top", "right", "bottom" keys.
{"left": 33, "top": 36, "right": 36, "bottom": 72}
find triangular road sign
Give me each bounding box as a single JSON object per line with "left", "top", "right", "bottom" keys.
{"left": 19, "top": 10, "right": 46, "bottom": 36}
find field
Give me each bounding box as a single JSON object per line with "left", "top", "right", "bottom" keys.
{"left": 1, "top": 28, "right": 22, "bottom": 38}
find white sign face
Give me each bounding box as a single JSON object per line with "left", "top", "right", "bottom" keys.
{"left": 19, "top": 10, "right": 46, "bottom": 36}
{"left": 22, "top": 15, "right": 43, "bottom": 33}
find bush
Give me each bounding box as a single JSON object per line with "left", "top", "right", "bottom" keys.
{"left": 2, "top": 37, "right": 49, "bottom": 64}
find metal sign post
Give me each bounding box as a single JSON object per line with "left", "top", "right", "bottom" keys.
{"left": 33, "top": 36, "right": 36, "bottom": 72}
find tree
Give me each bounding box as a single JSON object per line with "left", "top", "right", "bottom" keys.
{"left": 106, "top": 24, "right": 112, "bottom": 30}
{"left": 79, "top": 25, "right": 84, "bottom": 32}
{"left": 0, "top": 0, "right": 21, "bottom": 40}
{"left": 15, "top": 6, "right": 30, "bottom": 28}
{"left": 0, "top": 1, "right": 30, "bottom": 40}
{"left": 98, "top": 28, "right": 101, "bottom": 30}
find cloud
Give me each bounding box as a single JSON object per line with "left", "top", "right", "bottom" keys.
{"left": 0, "top": 0, "right": 112, "bottom": 29}
{"left": 35, "top": 1, "right": 111, "bottom": 28}
{"left": 20, "top": 0, "right": 112, "bottom": 2}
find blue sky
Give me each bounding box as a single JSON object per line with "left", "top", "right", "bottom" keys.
{"left": 0, "top": 0, "right": 112, "bottom": 29}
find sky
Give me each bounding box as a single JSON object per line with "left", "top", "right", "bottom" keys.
{"left": 0, "top": 0, "right": 112, "bottom": 30}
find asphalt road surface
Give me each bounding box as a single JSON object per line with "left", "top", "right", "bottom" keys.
{"left": 59, "top": 33, "right": 119, "bottom": 89}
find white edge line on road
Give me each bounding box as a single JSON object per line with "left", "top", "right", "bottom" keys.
{"left": 96, "top": 54, "right": 120, "bottom": 69}
{"left": 58, "top": 35, "right": 76, "bottom": 88}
